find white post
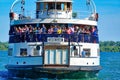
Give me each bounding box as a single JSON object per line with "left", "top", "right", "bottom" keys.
{"left": 55, "top": 0, "right": 57, "bottom": 19}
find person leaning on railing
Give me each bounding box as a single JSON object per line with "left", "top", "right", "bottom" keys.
{"left": 10, "top": 24, "right": 99, "bottom": 43}
{"left": 91, "top": 26, "right": 98, "bottom": 43}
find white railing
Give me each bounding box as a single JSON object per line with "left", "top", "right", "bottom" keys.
{"left": 73, "top": 11, "right": 92, "bottom": 19}
{"left": 34, "top": 9, "right": 72, "bottom": 19}
{"left": 12, "top": 10, "right": 95, "bottom": 20}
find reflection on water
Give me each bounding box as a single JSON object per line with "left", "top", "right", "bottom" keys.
{"left": 0, "top": 74, "right": 99, "bottom": 80}
{"left": 0, "top": 71, "right": 99, "bottom": 80}
{"left": 1, "top": 51, "right": 120, "bottom": 80}
{"left": 0, "top": 51, "right": 100, "bottom": 80}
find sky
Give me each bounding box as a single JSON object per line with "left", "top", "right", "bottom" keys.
{"left": 0, "top": 0, "right": 120, "bottom": 42}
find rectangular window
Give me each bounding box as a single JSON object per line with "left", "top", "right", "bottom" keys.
{"left": 33, "top": 48, "right": 39, "bottom": 56}
{"left": 57, "top": 3, "right": 61, "bottom": 10}
{"left": 97, "top": 48, "right": 100, "bottom": 56}
{"left": 83, "top": 49, "right": 91, "bottom": 57}
{"left": 48, "top": 3, "right": 55, "bottom": 10}
{"left": 8, "top": 48, "right": 13, "bottom": 56}
{"left": 34, "top": 46, "right": 43, "bottom": 56}
{"left": 20, "top": 48, "right": 27, "bottom": 56}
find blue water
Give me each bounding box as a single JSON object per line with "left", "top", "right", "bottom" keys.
{"left": 0, "top": 51, "right": 120, "bottom": 80}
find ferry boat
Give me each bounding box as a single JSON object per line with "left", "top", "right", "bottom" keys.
{"left": 6, "top": 0, "right": 101, "bottom": 79}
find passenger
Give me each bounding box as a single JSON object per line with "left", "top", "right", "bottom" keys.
{"left": 91, "top": 26, "right": 98, "bottom": 43}
{"left": 53, "top": 25, "right": 58, "bottom": 34}
{"left": 81, "top": 27, "right": 85, "bottom": 42}
{"left": 34, "top": 27, "right": 40, "bottom": 41}
{"left": 19, "top": 27, "right": 25, "bottom": 42}
{"left": 62, "top": 27, "right": 67, "bottom": 34}
{"left": 48, "top": 25, "right": 53, "bottom": 34}
{"left": 72, "top": 25, "right": 77, "bottom": 41}
{"left": 76, "top": 26, "right": 82, "bottom": 35}
{"left": 84, "top": 27, "right": 91, "bottom": 42}
{"left": 41, "top": 24, "right": 46, "bottom": 34}
{"left": 14, "top": 27, "right": 21, "bottom": 42}
{"left": 76, "top": 26, "right": 82, "bottom": 42}
{"left": 70, "top": 26, "right": 75, "bottom": 34}
{"left": 24, "top": 25, "right": 29, "bottom": 42}
{"left": 24, "top": 25, "right": 29, "bottom": 33}
{"left": 29, "top": 25, "right": 33, "bottom": 33}
{"left": 28, "top": 25, "right": 34, "bottom": 42}
{"left": 66, "top": 27, "right": 71, "bottom": 34}
{"left": 14, "top": 27, "right": 19, "bottom": 34}
{"left": 81, "top": 50, "right": 86, "bottom": 57}
{"left": 34, "top": 27, "right": 42, "bottom": 41}
{"left": 57, "top": 26, "right": 62, "bottom": 34}
{"left": 65, "top": 27, "right": 71, "bottom": 41}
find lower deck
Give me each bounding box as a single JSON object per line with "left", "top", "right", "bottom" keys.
{"left": 7, "top": 56, "right": 100, "bottom": 66}
{"left": 8, "top": 42, "right": 100, "bottom": 67}
{"left": 6, "top": 42, "right": 101, "bottom": 79}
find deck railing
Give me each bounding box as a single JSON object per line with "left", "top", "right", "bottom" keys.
{"left": 11, "top": 10, "right": 95, "bottom": 20}
{"left": 9, "top": 33, "right": 99, "bottom": 43}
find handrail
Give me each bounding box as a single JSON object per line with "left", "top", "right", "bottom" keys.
{"left": 9, "top": 33, "right": 99, "bottom": 43}
{"left": 10, "top": 9, "right": 92, "bottom": 20}
{"left": 86, "top": 0, "right": 96, "bottom": 14}
{"left": 91, "top": 0, "right": 96, "bottom": 13}
{"left": 10, "top": 0, "right": 21, "bottom": 12}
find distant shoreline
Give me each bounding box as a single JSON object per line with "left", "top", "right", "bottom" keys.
{"left": 0, "top": 42, "right": 8, "bottom": 50}
{"left": 0, "top": 41, "right": 120, "bottom": 52}
{"left": 100, "top": 41, "right": 120, "bottom": 52}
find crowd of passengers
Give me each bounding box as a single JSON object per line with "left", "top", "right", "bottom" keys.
{"left": 9, "top": 24, "right": 99, "bottom": 43}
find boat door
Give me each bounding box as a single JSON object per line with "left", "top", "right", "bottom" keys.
{"left": 44, "top": 45, "right": 69, "bottom": 66}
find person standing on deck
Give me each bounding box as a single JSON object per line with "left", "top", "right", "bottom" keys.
{"left": 41, "top": 24, "right": 46, "bottom": 34}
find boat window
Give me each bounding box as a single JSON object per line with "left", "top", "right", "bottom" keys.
{"left": 67, "top": 2, "right": 71, "bottom": 11}
{"left": 48, "top": 3, "right": 55, "bottom": 10}
{"left": 20, "top": 48, "right": 27, "bottom": 56}
{"left": 33, "top": 46, "right": 42, "bottom": 56}
{"left": 8, "top": 48, "right": 13, "bottom": 56}
{"left": 71, "top": 46, "right": 78, "bottom": 57}
{"left": 57, "top": 3, "right": 61, "bottom": 10}
{"left": 47, "top": 2, "right": 64, "bottom": 10}
{"left": 45, "top": 3, "right": 48, "bottom": 10}
{"left": 82, "top": 49, "right": 91, "bottom": 57}
{"left": 97, "top": 48, "right": 100, "bottom": 56}
{"left": 40, "top": 3, "right": 44, "bottom": 10}
{"left": 61, "top": 3, "right": 64, "bottom": 10}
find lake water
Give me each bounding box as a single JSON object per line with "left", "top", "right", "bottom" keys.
{"left": 0, "top": 51, "right": 120, "bottom": 80}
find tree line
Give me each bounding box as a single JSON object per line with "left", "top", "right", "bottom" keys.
{"left": 100, "top": 41, "right": 120, "bottom": 52}
{"left": 0, "top": 42, "right": 8, "bottom": 50}
{"left": 0, "top": 41, "right": 120, "bottom": 52}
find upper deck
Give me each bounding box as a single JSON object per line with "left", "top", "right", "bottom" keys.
{"left": 9, "top": 0, "right": 98, "bottom": 25}
{"left": 9, "top": 0, "right": 99, "bottom": 44}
